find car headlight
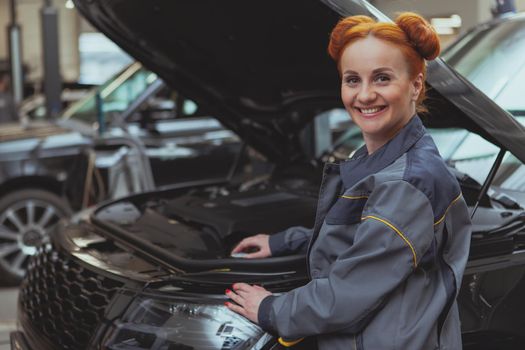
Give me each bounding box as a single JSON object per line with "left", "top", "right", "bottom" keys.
{"left": 101, "top": 294, "right": 273, "bottom": 349}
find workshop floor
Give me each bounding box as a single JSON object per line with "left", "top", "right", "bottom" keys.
{"left": 0, "top": 288, "right": 18, "bottom": 350}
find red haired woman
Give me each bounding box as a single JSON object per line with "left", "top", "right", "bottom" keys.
{"left": 226, "top": 12, "right": 472, "bottom": 350}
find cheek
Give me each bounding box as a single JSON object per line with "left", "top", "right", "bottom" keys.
{"left": 382, "top": 88, "right": 407, "bottom": 106}
{"left": 340, "top": 86, "right": 353, "bottom": 107}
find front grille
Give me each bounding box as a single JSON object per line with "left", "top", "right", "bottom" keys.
{"left": 20, "top": 243, "right": 124, "bottom": 349}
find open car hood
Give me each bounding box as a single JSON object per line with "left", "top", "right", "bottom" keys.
{"left": 73, "top": 0, "right": 525, "bottom": 164}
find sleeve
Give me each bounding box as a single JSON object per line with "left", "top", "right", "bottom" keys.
{"left": 258, "top": 180, "right": 435, "bottom": 338}
{"left": 268, "top": 226, "right": 312, "bottom": 256}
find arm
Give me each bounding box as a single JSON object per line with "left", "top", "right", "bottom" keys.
{"left": 258, "top": 180, "right": 435, "bottom": 339}
{"left": 231, "top": 226, "right": 312, "bottom": 258}
{"left": 269, "top": 226, "right": 313, "bottom": 256}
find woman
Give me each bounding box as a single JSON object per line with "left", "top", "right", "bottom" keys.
{"left": 226, "top": 13, "right": 472, "bottom": 350}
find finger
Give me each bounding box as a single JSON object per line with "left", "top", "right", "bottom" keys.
{"left": 253, "top": 284, "right": 266, "bottom": 291}
{"left": 231, "top": 241, "right": 248, "bottom": 254}
{"left": 225, "top": 302, "right": 247, "bottom": 317}
{"left": 243, "top": 250, "right": 266, "bottom": 259}
{"left": 226, "top": 289, "right": 245, "bottom": 305}
{"left": 231, "top": 238, "right": 256, "bottom": 254}
{"left": 232, "top": 282, "right": 251, "bottom": 292}
{"left": 234, "top": 288, "right": 251, "bottom": 299}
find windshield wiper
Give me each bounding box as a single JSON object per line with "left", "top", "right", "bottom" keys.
{"left": 489, "top": 191, "right": 522, "bottom": 210}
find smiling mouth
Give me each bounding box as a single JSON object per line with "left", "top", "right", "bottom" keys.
{"left": 355, "top": 106, "right": 387, "bottom": 115}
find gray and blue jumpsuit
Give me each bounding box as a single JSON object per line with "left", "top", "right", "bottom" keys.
{"left": 258, "top": 116, "right": 472, "bottom": 350}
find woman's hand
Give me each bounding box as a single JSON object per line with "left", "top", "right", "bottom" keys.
{"left": 225, "top": 283, "right": 272, "bottom": 323}
{"left": 231, "top": 234, "right": 271, "bottom": 259}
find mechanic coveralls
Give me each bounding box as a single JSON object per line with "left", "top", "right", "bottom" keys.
{"left": 258, "top": 115, "right": 472, "bottom": 350}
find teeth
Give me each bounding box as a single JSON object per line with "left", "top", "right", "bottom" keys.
{"left": 360, "top": 107, "right": 382, "bottom": 114}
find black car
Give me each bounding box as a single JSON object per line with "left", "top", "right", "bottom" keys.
{"left": 0, "top": 63, "right": 244, "bottom": 285}
{"left": 11, "top": 0, "right": 525, "bottom": 349}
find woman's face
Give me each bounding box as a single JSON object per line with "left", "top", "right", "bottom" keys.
{"left": 340, "top": 36, "right": 423, "bottom": 152}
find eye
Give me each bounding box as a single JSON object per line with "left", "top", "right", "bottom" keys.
{"left": 344, "top": 75, "right": 360, "bottom": 86}
{"left": 375, "top": 74, "right": 390, "bottom": 83}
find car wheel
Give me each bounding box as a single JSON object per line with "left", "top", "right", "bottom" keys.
{"left": 0, "top": 189, "right": 71, "bottom": 286}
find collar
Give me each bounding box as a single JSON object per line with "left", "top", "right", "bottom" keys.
{"left": 340, "top": 115, "right": 426, "bottom": 189}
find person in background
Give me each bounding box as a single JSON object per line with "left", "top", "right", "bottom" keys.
{"left": 0, "top": 71, "right": 18, "bottom": 124}
{"left": 225, "top": 12, "right": 472, "bottom": 350}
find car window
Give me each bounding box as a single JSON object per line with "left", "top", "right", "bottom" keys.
{"left": 426, "top": 129, "right": 469, "bottom": 159}
{"left": 442, "top": 18, "right": 525, "bottom": 114}
{"left": 447, "top": 133, "right": 499, "bottom": 184}
{"left": 448, "top": 133, "right": 499, "bottom": 162}
{"left": 492, "top": 117, "right": 525, "bottom": 191}
{"left": 125, "top": 86, "right": 204, "bottom": 126}
{"left": 492, "top": 153, "right": 524, "bottom": 190}
{"left": 492, "top": 62, "right": 525, "bottom": 114}
{"left": 443, "top": 117, "right": 525, "bottom": 191}
{"left": 62, "top": 63, "right": 159, "bottom": 124}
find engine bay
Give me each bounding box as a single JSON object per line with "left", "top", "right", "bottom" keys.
{"left": 94, "top": 178, "right": 318, "bottom": 261}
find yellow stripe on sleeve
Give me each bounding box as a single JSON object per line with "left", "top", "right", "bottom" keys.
{"left": 361, "top": 215, "right": 418, "bottom": 267}
{"left": 341, "top": 195, "right": 369, "bottom": 200}
{"left": 433, "top": 193, "right": 462, "bottom": 226}
{"left": 278, "top": 337, "right": 304, "bottom": 347}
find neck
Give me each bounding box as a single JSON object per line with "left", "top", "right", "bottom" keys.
{"left": 363, "top": 135, "right": 387, "bottom": 155}
{"left": 363, "top": 114, "right": 415, "bottom": 155}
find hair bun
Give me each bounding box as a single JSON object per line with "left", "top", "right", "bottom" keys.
{"left": 328, "top": 15, "right": 375, "bottom": 60}
{"left": 395, "top": 12, "right": 440, "bottom": 60}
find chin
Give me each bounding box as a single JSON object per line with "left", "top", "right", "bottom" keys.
{"left": 360, "top": 121, "right": 389, "bottom": 135}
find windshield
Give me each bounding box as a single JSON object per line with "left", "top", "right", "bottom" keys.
{"left": 442, "top": 17, "right": 525, "bottom": 115}
{"left": 449, "top": 116, "right": 525, "bottom": 192}
{"left": 61, "top": 62, "right": 159, "bottom": 124}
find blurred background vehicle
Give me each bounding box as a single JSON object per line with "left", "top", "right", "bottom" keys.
{"left": 0, "top": 62, "right": 243, "bottom": 285}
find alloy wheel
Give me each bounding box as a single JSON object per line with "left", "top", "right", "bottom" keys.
{"left": 0, "top": 198, "right": 65, "bottom": 279}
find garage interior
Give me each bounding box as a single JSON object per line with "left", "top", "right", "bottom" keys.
{"left": 1, "top": 0, "right": 525, "bottom": 349}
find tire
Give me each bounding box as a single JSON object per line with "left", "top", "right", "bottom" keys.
{"left": 0, "top": 189, "right": 71, "bottom": 286}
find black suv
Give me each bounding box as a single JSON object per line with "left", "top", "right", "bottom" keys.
{"left": 11, "top": 0, "right": 525, "bottom": 349}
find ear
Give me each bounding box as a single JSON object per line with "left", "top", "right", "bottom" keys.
{"left": 411, "top": 73, "right": 424, "bottom": 102}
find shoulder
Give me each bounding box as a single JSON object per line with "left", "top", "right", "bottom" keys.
{"left": 400, "top": 133, "right": 461, "bottom": 222}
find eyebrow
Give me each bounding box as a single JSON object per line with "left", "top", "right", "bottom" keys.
{"left": 342, "top": 70, "right": 358, "bottom": 76}
{"left": 373, "top": 67, "right": 395, "bottom": 74}
{"left": 342, "top": 67, "right": 395, "bottom": 75}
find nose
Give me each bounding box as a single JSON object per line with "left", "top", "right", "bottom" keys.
{"left": 357, "top": 83, "right": 376, "bottom": 104}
